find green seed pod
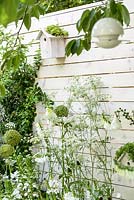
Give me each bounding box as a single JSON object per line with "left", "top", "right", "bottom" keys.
{"left": 54, "top": 105, "right": 69, "bottom": 117}
{"left": 0, "top": 144, "right": 14, "bottom": 158}
{"left": 4, "top": 129, "right": 22, "bottom": 146}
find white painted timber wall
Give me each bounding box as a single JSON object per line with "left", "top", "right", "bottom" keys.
{"left": 7, "top": 1, "right": 134, "bottom": 199}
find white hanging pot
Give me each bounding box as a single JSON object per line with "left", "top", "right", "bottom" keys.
{"left": 92, "top": 17, "right": 124, "bottom": 48}
{"left": 110, "top": 114, "right": 122, "bottom": 130}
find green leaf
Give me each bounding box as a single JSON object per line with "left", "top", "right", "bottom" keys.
{"left": 77, "top": 10, "right": 90, "bottom": 33}
{"left": 76, "top": 19, "right": 81, "bottom": 33}
{"left": 85, "top": 9, "right": 96, "bottom": 32}
{"left": 65, "top": 40, "right": 76, "bottom": 56}
{"left": 0, "top": 83, "right": 5, "bottom": 97}
{"left": 120, "top": 5, "right": 130, "bottom": 26}
{"left": 38, "top": 5, "right": 45, "bottom": 15}
{"left": 32, "top": 6, "right": 40, "bottom": 19}
{"left": 76, "top": 39, "right": 83, "bottom": 55}
{"left": 114, "top": 4, "right": 123, "bottom": 25}
{"left": 71, "top": 39, "right": 83, "bottom": 55}
{"left": 12, "top": 55, "right": 20, "bottom": 70}
{"left": 24, "top": 13, "right": 31, "bottom": 30}
{"left": 17, "top": 7, "right": 26, "bottom": 20}
{"left": 6, "top": 59, "right": 13, "bottom": 70}
{"left": 0, "top": 0, "right": 18, "bottom": 26}
{"left": 83, "top": 39, "right": 91, "bottom": 51}
{"left": 20, "top": 0, "right": 35, "bottom": 5}
{"left": 109, "top": 0, "right": 117, "bottom": 15}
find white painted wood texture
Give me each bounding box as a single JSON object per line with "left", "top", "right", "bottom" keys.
{"left": 8, "top": 1, "right": 134, "bottom": 199}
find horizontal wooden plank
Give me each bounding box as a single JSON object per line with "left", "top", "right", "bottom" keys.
{"left": 41, "top": 42, "right": 134, "bottom": 64}
{"left": 39, "top": 57, "right": 134, "bottom": 78}
{"left": 43, "top": 87, "right": 134, "bottom": 102}
{"left": 113, "top": 183, "right": 134, "bottom": 200}
{"left": 37, "top": 73, "right": 134, "bottom": 90}
{"left": 26, "top": 43, "right": 39, "bottom": 56}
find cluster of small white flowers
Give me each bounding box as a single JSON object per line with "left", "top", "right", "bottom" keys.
{"left": 11, "top": 171, "right": 19, "bottom": 180}
{"left": 29, "top": 135, "right": 40, "bottom": 144}
{"left": 35, "top": 156, "right": 46, "bottom": 163}
{"left": 11, "top": 180, "right": 39, "bottom": 199}
{"left": 2, "top": 198, "right": 9, "bottom": 200}
{"left": 47, "top": 178, "right": 62, "bottom": 194}
{"left": 64, "top": 192, "right": 79, "bottom": 200}
{"left": 104, "top": 114, "right": 122, "bottom": 131}
{"left": 35, "top": 122, "right": 46, "bottom": 147}
{"left": 84, "top": 190, "right": 91, "bottom": 200}
{"left": 12, "top": 188, "right": 22, "bottom": 199}
{"left": 5, "top": 122, "right": 15, "bottom": 129}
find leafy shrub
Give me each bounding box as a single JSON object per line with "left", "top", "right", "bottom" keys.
{"left": 0, "top": 52, "right": 52, "bottom": 154}
{"left": 44, "top": 0, "right": 102, "bottom": 13}
{"left": 46, "top": 24, "right": 68, "bottom": 37}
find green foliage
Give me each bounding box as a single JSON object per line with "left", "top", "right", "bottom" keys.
{"left": 0, "top": 153, "right": 42, "bottom": 199}
{"left": 0, "top": 54, "right": 51, "bottom": 153}
{"left": 0, "top": 83, "right": 5, "bottom": 97}
{"left": 0, "top": 0, "right": 102, "bottom": 29}
{"left": 0, "top": 28, "right": 28, "bottom": 87}
{"left": 0, "top": 0, "right": 46, "bottom": 29}
{"left": 44, "top": 0, "right": 102, "bottom": 13}
{"left": 0, "top": 0, "right": 19, "bottom": 27}
{"left": 46, "top": 24, "right": 68, "bottom": 37}
{"left": 65, "top": 0, "right": 130, "bottom": 56}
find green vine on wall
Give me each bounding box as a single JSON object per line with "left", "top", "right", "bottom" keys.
{"left": 0, "top": 52, "right": 52, "bottom": 154}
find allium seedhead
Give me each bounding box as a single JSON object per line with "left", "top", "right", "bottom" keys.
{"left": 54, "top": 105, "right": 69, "bottom": 117}
{"left": 0, "top": 144, "right": 14, "bottom": 158}
{"left": 4, "top": 129, "right": 22, "bottom": 146}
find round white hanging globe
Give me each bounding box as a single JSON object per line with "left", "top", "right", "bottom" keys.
{"left": 92, "top": 17, "right": 124, "bottom": 48}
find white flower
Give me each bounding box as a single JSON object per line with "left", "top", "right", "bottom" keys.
{"left": 35, "top": 123, "right": 42, "bottom": 136}
{"left": 11, "top": 171, "right": 18, "bottom": 180}
{"left": 2, "top": 198, "right": 9, "bottom": 200}
{"left": 104, "top": 115, "right": 122, "bottom": 130}
{"left": 104, "top": 121, "right": 111, "bottom": 130}
{"left": 47, "top": 178, "right": 62, "bottom": 194}
{"left": 3, "top": 175, "right": 8, "bottom": 179}
{"left": 23, "top": 182, "right": 29, "bottom": 190}
{"left": 35, "top": 156, "right": 46, "bottom": 163}
{"left": 85, "top": 190, "right": 91, "bottom": 200}
{"left": 17, "top": 183, "right": 23, "bottom": 189}
{"left": 5, "top": 122, "right": 15, "bottom": 129}
{"left": 116, "top": 192, "right": 122, "bottom": 199}
{"left": 46, "top": 108, "right": 57, "bottom": 121}
{"left": 2, "top": 41, "right": 7, "bottom": 48}
{"left": 12, "top": 188, "right": 22, "bottom": 199}
{"left": 33, "top": 183, "right": 38, "bottom": 188}
{"left": 64, "top": 192, "right": 79, "bottom": 200}
{"left": 110, "top": 115, "right": 122, "bottom": 130}
{"left": 24, "top": 192, "right": 28, "bottom": 197}
{"left": 33, "top": 193, "right": 39, "bottom": 197}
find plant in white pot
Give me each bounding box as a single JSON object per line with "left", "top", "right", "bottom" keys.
{"left": 37, "top": 24, "right": 69, "bottom": 59}
{"left": 114, "top": 108, "right": 134, "bottom": 178}
{"left": 114, "top": 143, "right": 134, "bottom": 178}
